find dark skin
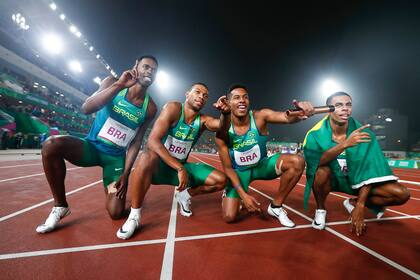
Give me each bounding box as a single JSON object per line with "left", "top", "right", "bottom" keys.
{"left": 312, "top": 95, "right": 410, "bottom": 236}
{"left": 216, "top": 88, "right": 315, "bottom": 223}
{"left": 129, "top": 84, "right": 229, "bottom": 209}
{"left": 41, "top": 58, "right": 158, "bottom": 220}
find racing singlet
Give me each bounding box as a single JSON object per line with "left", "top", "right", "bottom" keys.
{"left": 162, "top": 104, "right": 201, "bottom": 163}
{"left": 337, "top": 150, "right": 348, "bottom": 176}
{"left": 85, "top": 87, "right": 149, "bottom": 156}
{"left": 228, "top": 111, "right": 268, "bottom": 170}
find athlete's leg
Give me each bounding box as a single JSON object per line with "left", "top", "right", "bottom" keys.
{"left": 41, "top": 135, "right": 86, "bottom": 207}
{"left": 312, "top": 166, "right": 333, "bottom": 210}
{"left": 188, "top": 169, "right": 227, "bottom": 196}
{"left": 272, "top": 154, "right": 305, "bottom": 206}
{"left": 351, "top": 181, "right": 410, "bottom": 208}
{"left": 130, "top": 150, "right": 160, "bottom": 208}
{"left": 222, "top": 197, "right": 241, "bottom": 223}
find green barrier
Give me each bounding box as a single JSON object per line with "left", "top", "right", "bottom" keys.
{"left": 387, "top": 159, "right": 418, "bottom": 169}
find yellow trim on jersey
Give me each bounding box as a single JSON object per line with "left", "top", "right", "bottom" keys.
{"left": 302, "top": 115, "right": 329, "bottom": 147}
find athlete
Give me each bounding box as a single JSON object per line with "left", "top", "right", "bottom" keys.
{"left": 303, "top": 92, "right": 410, "bottom": 235}
{"left": 116, "top": 83, "right": 229, "bottom": 239}
{"left": 36, "top": 56, "right": 158, "bottom": 233}
{"left": 215, "top": 84, "right": 315, "bottom": 226}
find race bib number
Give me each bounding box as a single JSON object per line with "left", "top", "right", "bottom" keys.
{"left": 234, "top": 145, "right": 261, "bottom": 166}
{"left": 97, "top": 118, "right": 136, "bottom": 148}
{"left": 164, "top": 135, "right": 193, "bottom": 160}
{"left": 337, "top": 158, "right": 348, "bottom": 175}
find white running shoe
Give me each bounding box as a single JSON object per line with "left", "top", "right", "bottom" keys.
{"left": 312, "top": 209, "right": 327, "bottom": 230}
{"left": 267, "top": 204, "right": 295, "bottom": 228}
{"left": 36, "top": 206, "right": 71, "bottom": 233}
{"left": 343, "top": 198, "right": 355, "bottom": 214}
{"left": 376, "top": 209, "right": 385, "bottom": 219}
{"left": 116, "top": 216, "right": 140, "bottom": 240}
{"left": 175, "top": 189, "right": 192, "bottom": 217}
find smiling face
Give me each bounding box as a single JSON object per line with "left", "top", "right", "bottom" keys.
{"left": 185, "top": 84, "right": 209, "bottom": 112}
{"left": 328, "top": 94, "right": 353, "bottom": 125}
{"left": 135, "top": 57, "right": 158, "bottom": 87}
{"left": 228, "top": 87, "right": 250, "bottom": 117}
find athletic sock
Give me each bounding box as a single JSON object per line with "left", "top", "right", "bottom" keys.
{"left": 270, "top": 202, "right": 282, "bottom": 208}
{"left": 129, "top": 207, "right": 141, "bottom": 219}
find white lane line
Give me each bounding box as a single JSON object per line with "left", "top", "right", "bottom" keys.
{"left": 407, "top": 188, "right": 420, "bottom": 192}
{"left": 399, "top": 180, "right": 420, "bottom": 186}
{"left": 325, "top": 227, "right": 420, "bottom": 279}
{"left": 1, "top": 214, "right": 417, "bottom": 261}
{"left": 0, "top": 167, "right": 82, "bottom": 183}
{"left": 0, "top": 238, "right": 166, "bottom": 260}
{"left": 0, "top": 180, "right": 102, "bottom": 222}
{"left": 408, "top": 197, "right": 420, "bottom": 201}
{"left": 160, "top": 190, "right": 178, "bottom": 280}
{"left": 248, "top": 186, "right": 420, "bottom": 279}
{"left": 0, "top": 163, "right": 41, "bottom": 169}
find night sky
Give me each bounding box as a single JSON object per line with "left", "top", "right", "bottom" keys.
{"left": 58, "top": 0, "right": 420, "bottom": 141}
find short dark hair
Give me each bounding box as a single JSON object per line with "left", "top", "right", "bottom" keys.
{"left": 326, "top": 91, "right": 352, "bottom": 105}
{"left": 190, "top": 82, "right": 209, "bottom": 91}
{"left": 137, "top": 55, "right": 158, "bottom": 66}
{"left": 227, "top": 84, "right": 248, "bottom": 99}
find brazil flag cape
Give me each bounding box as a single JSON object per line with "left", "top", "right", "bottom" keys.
{"left": 302, "top": 116, "right": 398, "bottom": 210}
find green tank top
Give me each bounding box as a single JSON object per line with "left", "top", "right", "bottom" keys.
{"left": 228, "top": 110, "right": 268, "bottom": 170}
{"left": 86, "top": 87, "right": 149, "bottom": 155}
{"left": 162, "top": 103, "right": 201, "bottom": 163}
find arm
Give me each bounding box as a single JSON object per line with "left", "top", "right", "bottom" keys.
{"left": 319, "top": 124, "right": 372, "bottom": 166}
{"left": 82, "top": 64, "right": 140, "bottom": 114}
{"left": 115, "top": 103, "right": 157, "bottom": 198}
{"left": 215, "top": 137, "right": 261, "bottom": 212}
{"left": 146, "top": 102, "right": 188, "bottom": 190}
{"left": 81, "top": 76, "right": 121, "bottom": 114}
{"left": 351, "top": 185, "right": 371, "bottom": 236}
{"left": 202, "top": 95, "right": 231, "bottom": 133}
{"left": 258, "top": 101, "right": 315, "bottom": 124}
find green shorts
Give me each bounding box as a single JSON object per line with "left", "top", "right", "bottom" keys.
{"left": 151, "top": 159, "right": 215, "bottom": 187}
{"left": 331, "top": 174, "right": 359, "bottom": 196}
{"left": 74, "top": 138, "right": 125, "bottom": 187}
{"left": 225, "top": 153, "right": 281, "bottom": 198}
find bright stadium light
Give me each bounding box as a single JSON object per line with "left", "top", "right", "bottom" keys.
{"left": 68, "top": 60, "right": 82, "bottom": 73}
{"left": 321, "top": 79, "right": 342, "bottom": 99}
{"left": 42, "top": 33, "right": 63, "bottom": 55}
{"left": 156, "top": 71, "right": 170, "bottom": 90}
{"left": 96, "top": 54, "right": 100, "bottom": 59}
{"left": 69, "top": 25, "right": 77, "bottom": 34}
{"left": 49, "top": 3, "right": 57, "bottom": 10}
{"left": 385, "top": 117, "right": 392, "bottom": 122}
{"left": 76, "top": 31, "right": 82, "bottom": 38}
{"left": 93, "top": 77, "right": 101, "bottom": 85}
{"left": 59, "top": 14, "right": 66, "bottom": 20}
{"left": 89, "top": 46, "right": 94, "bottom": 51}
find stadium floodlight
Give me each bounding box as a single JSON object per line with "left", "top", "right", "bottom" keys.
{"left": 12, "top": 13, "right": 29, "bottom": 30}
{"left": 34, "top": 82, "right": 39, "bottom": 85}
{"left": 385, "top": 118, "right": 392, "bottom": 122}
{"left": 49, "top": 3, "right": 57, "bottom": 10}
{"left": 321, "top": 79, "right": 342, "bottom": 99}
{"left": 156, "top": 71, "right": 170, "bottom": 90}
{"left": 42, "top": 33, "right": 63, "bottom": 55}
{"left": 93, "top": 77, "right": 101, "bottom": 85}
{"left": 89, "top": 46, "right": 94, "bottom": 51}
{"left": 69, "top": 25, "right": 77, "bottom": 34}
{"left": 106, "top": 65, "right": 110, "bottom": 70}
{"left": 60, "top": 14, "right": 65, "bottom": 20}
{"left": 55, "top": 91, "right": 59, "bottom": 95}
{"left": 96, "top": 54, "right": 100, "bottom": 59}
{"left": 41, "top": 85, "right": 46, "bottom": 89}
{"left": 68, "top": 60, "right": 82, "bottom": 73}
{"left": 76, "top": 31, "right": 82, "bottom": 38}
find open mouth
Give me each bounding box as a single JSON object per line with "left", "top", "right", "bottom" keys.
{"left": 143, "top": 76, "right": 152, "bottom": 83}
{"left": 237, "top": 105, "right": 247, "bottom": 111}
